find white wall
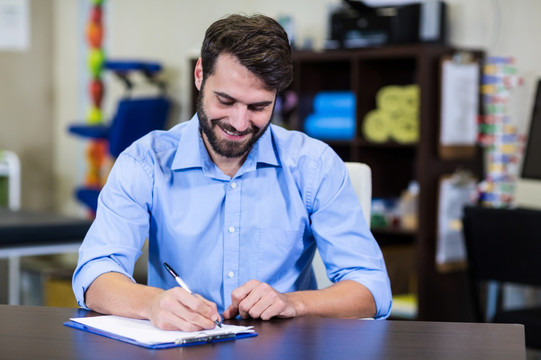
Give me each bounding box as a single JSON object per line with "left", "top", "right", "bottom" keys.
{"left": 0, "top": 0, "right": 54, "bottom": 211}
{"left": 53, "top": 0, "right": 338, "bottom": 214}
{"left": 51, "top": 0, "right": 541, "bottom": 214}
{"left": 447, "top": 0, "right": 539, "bottom": 134}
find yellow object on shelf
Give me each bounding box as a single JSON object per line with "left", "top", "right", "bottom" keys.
{"left": 391, "top": 293, "right": 418, "bottom": 319}
{"left": 376, "top": 85, "right": 405, "bottom": 114}
{"left": 402, "top": 84, "right": 420, "bottom": 116}
{"left": 363, "top": 84, "right": 420, "bottom": 144}
{"left": 390, "top": 114, "right": 419, "bottom": 144}
{"left": 362, "top": 109, "right": 391, "bottom": 143}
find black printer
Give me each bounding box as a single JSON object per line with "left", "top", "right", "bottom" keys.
{"left": 327, "top": 0, "right": 447, "bottom": 49}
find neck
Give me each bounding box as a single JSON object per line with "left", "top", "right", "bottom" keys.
{"left": 201, "top": 133, "right": 247, "bottom": 178}
{"left": 210, "top": 152, "right": 247, "bottom": 178}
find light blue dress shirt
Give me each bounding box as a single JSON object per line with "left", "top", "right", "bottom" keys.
{"left": 73, "top": 114, "right": 392, "bottom": 319}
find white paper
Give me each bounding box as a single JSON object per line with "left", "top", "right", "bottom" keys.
{"left": 70, "top": 315, "right": 254, "bottom": 345}
{"left": 436, "top": 176, "right": 477, "bottom": 265}
{"left": 440, "top": 60, "right": 480, "bottom": 145}
{"left": 0, "top": 0, "right": 29, "bottom": 51}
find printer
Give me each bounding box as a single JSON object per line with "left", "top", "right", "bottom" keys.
{"left": 327, "top": 0, "right": 447, "bottom": 49}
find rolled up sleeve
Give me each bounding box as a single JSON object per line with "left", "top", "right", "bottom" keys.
{"left": 72, "top": 151, "right": 153, "bottom": 309}
{"left": 308, "top": 148, "right": 392, "bottom": 319}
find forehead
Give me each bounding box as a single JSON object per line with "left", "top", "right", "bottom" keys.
{"left": 206, "top": 54, "right": 276, "bottom": 102}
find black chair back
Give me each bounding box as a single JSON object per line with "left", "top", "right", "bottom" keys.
{"left": 463, "top": 205, "right": 541, "bottom": 349}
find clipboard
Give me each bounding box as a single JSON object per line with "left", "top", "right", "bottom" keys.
{"left": 64, "top": 315, "right": 257, "bottom": 349}
{"left": 438, "top": 52, "right": 481, "bottom": 159}
{"left": 435, "top": 170, "right": 478, "bottom": 273}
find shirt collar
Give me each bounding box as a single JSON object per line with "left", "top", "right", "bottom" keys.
{"left": 171, "top": 114, "right": 207, "bottom": 171}
{"left": 171, "top": 114, "right": 280, "bottom": 174}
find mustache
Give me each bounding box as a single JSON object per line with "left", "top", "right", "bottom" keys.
{"left": 211, "top": 119, "right": 259, "bottom": 136}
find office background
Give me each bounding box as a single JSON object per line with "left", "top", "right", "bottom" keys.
{"left": 0, "top": 0, "right": 539, "bottom": 215}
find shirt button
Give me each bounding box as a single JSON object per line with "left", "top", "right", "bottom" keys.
{"left": 228, "top": 271, "right": 234, "bottom": 278}
{"left": 228, "top": 226, "right": 235, "bottom": 233}
{"left": 230, "top": 182, "right": 237, "bottom": 189}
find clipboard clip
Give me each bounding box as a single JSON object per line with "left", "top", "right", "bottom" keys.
{"left": 452, "top": 51, "right": 474, "bottom": 65}
{"left": 175, "top": 332, "right": 236, "bottom": 344}
{"left": 450, "top": 168, "right": 475, "bottom": 186}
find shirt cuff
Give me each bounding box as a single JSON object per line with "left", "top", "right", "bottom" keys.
{"left": 72, "top": 258, "right": 136, "bottom": 309}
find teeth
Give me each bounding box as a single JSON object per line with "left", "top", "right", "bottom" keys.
{"left": 224, "top": 128, "right": 240, "bottom": 136}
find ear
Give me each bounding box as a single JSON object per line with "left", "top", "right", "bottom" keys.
{"left": 194, "top": 57, "right": 203, "bottom": 91}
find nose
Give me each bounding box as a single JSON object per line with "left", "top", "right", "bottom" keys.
{"left": 230, "top": 104, "right": 250, "bottom": 132}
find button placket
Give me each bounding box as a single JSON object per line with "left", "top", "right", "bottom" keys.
{"left": 222, "top": 179, "right": 241, "bottom": 307}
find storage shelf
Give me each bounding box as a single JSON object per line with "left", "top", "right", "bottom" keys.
{"left": 190, "top": 44, "right": 484, "bottom": 321}
{"left": 290, "top": 45, "right": 484, "bottom": 321}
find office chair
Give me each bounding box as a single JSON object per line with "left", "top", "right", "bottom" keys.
{"left": 463, "top": 205, "right": 541, "bottom": 349}
{"left": 0, "top": 150, "right": 21, "bottom": 211}
{"left": 313, "top": 162, "right": 371, "bottom": 289}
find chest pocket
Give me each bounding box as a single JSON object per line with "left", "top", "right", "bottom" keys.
{"left": 257, "top": 225, "right": 306, "bottom": 285}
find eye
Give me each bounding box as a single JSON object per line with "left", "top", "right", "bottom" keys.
{"left": 217, "top": 96, "right": 234, "bottom": 106}
{"left": 248, "top": 104, "right": 267, "bottom": 112}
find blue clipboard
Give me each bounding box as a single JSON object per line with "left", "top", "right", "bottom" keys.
{"left": 64, "top": 320, "right": 258, "bottom": 349}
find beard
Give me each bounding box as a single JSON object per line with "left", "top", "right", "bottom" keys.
{"left": 196, "top": 88, "right": 272, "bottom": 159}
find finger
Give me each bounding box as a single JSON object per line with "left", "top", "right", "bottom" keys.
{"left": 166, "top": 289, "right": 219, "bottom": 330}
{"left": 236, "top": 282, "right": 272, "bottom": 319}
{"left": 150, "top": 291, "right": 210, "bottom": 331}
{"left": 259, "top": 300, "right": 288, "bottom": 320}
{"left": 239, "top": 284, "right": 276, "bottom": 319}
{"left": 230, "top": 280, "right": 260, "bottom": 309}
{"left": 235, "top": 286, "right": 259, "bottom": 319}
{"left": 222, "top": 304, "right": 239, "bottom": 319}
{"left": 193, "top": 293, "right": 222, "bottom": 323}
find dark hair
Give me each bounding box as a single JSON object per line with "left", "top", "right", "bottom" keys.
{"left": 200, "top": 14, "right": 293, "bottom": 93}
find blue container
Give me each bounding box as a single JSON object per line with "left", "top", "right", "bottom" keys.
{"left": 304, "top": 91, "right": 356, "bottom": 140}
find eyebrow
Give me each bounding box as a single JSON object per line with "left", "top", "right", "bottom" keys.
{"left": 214, "top": 91, "right": 274, "bottom": 107}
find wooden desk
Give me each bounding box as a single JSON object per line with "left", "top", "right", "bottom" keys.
{"left": 0, "top": 209, "right": 91, "bottom": 304}
{"left": 0, "top": 305, "right": 525, "bottom": 359}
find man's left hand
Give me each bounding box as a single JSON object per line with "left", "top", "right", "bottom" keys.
{"left": 222, "top": 279, "right": 298, "bottom": 320}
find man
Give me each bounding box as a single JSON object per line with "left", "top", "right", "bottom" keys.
{"left": 73, "top": 14, "right": 392, "bottom": 332}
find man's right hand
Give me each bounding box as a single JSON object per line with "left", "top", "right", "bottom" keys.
{"left": 147, "top": 287, "right": 222, "bottom": 331}
{"left": 85, "top": 272, "right": 221, "bottom": 332}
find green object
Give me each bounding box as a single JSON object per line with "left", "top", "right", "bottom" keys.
{"left": 0, "top": 176, "right": 7, "bottom": 207}
{"left": 88, "top": 48, "right": 105, "bottom": 77}
{"left": 371, "top": 213, "right": 388, "bottom": 228}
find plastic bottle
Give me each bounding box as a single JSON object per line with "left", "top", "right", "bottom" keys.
{"left": 400, "top": 180, "right": 419, "bottom": 231}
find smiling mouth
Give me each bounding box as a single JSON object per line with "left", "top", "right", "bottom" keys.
{"left": 217, "top": 123, "right": 252, "bottom": 139}
{"left": 222, "top": 127, "right": 243, "bottom": 137}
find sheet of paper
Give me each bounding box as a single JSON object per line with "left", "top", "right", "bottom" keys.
{"left": 436, "top": 175, "right": 477, "bottom": 267}
{"left": 70, "top": 315, "right": 254, "bottom": 345}
{"left": 440, "top": 60, "right": 480, "bottom": 146}
{"left": 0, "top": 0, "right": 29, "bottom": 51}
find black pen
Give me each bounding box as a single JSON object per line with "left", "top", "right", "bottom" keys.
{"left": 163, "top": 262, "right": 223, "bottom": 328}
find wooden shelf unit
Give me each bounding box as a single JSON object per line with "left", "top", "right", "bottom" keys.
{"left": 190, "top": 44, "right": 484, "bottom": 321}
{"left": 291, "top": 44, "right": 484, "bottom": 321}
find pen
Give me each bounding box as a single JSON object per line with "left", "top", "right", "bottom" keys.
{"left": 163, "top": 262, "right": 223, "bottom": 328}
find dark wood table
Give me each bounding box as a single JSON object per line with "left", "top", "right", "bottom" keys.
{"left": 0, "top": 305, "right": 525, "bottom": 359}
{"left": 0, "top": 208, "right": 92, "bottom": 304}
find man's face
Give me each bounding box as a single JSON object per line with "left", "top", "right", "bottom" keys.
{"left": 196, "top": 54, "right": 276, "bottom": 159}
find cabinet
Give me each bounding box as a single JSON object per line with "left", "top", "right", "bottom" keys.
{"left": 190, "top": 44, "right": 484, "bottom": 321}
{"left": 291, "top": 45, "right": 483, "bottom": 321}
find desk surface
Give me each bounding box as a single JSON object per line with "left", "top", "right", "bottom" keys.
{"left": 0, "top": 305, "right": 525, "bottom": 360}
{"left": 0, "top": 208, "right": 92, "bottom": 246}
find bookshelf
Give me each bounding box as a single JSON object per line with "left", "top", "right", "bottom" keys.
{"left": 190, "top": 44, "right": 484, "bottom": 320}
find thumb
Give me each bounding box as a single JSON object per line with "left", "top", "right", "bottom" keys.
{"left": 222, "top": 304, "right": 239, "bottom": 319}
